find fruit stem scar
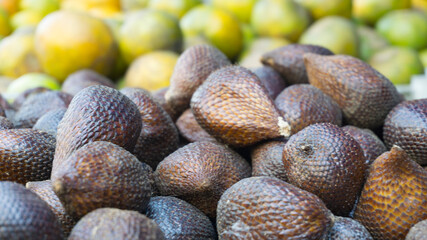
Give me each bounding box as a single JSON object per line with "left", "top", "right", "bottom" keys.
{"left": 278, "top": 117, "right": 291, "bottom": 137}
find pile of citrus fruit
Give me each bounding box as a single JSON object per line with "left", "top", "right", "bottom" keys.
{"left": 0, "top": 0, "right": 426, "bottom": 96}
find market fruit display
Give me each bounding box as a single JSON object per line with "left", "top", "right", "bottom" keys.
{"left": 0, "top": 0, "right": 426, "bottom": 239}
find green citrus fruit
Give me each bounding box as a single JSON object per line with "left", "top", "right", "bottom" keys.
{"left": 369, "top": 46, "right": 424, "bottom": 85}
{"left": 376, "top": 9, "right": 427, "bottom": 50}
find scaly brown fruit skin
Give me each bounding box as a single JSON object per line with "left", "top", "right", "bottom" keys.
{"left": 121, "top": 88, "right": 179, "bottom": 169}
{"left": 383, "top": 99, "right": 427, "bottom": 165}
{"left": 191, "top": 66, "right": 290, "bottom": 148}
{"left": 13, "top": 91, "right": 73, "bottom": 128}
{"left": 283, "top": 123, "right": 366, "bottom": 216}
{"left": 0, "top": 129, "right": 56, "bottom": 184}
{"left": 354, "top": 146, "right": 427, "bottom": 240}
{"left": 251, "top": 140, "right": 287, "bottom": 181}
{"left": 68, "top": 208, "right": 165, "bottom": 240}
{"left": 405, "top": 219, "right": 427, "bottom": 240}
{"left": 217, "top": 176, "right": 333, "bottom": 240}
{"left": 176, "top": 109, "right": 216, "bottom": 143}
{"left": 342, "top": 125, "right": 387, "bottom": 166}
{"left": 26, "top": 180, "right": 77, "bottom": 236}
{"left": 0, "top": 181, "right": 64, "bottom": 240}
{"left": 62, "top": 69, "right": 116, "bottom": 96}
{"left": 304, "top": 53, "right": 401, "bottom": 129}
{"left": 253, "top": 66, "right": 286, "bottom": 99}
{"left": 33, "top": 108, "right": 67, "bottom": 137}
{"left": 51, "top": 85, "right": 141, "bottom": 180}
{"left": 155, "top": 141, "right": 251, "bottom": 218}
{"left": 275, "top": 84, "right": 342, "bottom": 134}
{"left": 165, "top": 44, "right": 231, "bottom": 118}
{"left": 327, "top": 216, "right": 373, "bottom": 240}
{"left": 261, "top": 44, "right": 334, "bottom": 85}
{"left": 0, "top": 116, "right": 13, "bottom": 130}
{"left": 52, "top": 141, "right": 153, "bottom": 220}
{"left": 146, "top": 196, "right": 216, "bottom": 240}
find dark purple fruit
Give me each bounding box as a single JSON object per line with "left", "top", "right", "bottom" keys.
{"left": 251, "top": 140, "right": 287, "bottom": 181}
{"left": 12, "top": 87, "right": 50, "bottom": 110}
{"left": 191, "top": 65, "right": 291, "bottom": 148}
{"left": 52, "top": 85, "right": 141, "bottom": 179}
{"left": 253, "top": 66, "right": 286, "bottom": 99}
{"left": 342, "top": 125, "right": 386, "bottom": 166}
{"left": 68, "top": 208, "right": 165, "bottom": 240}
{"left": 283, "top": 123, "right": 366, "bottom": 216}
{"left": 155, "top": 141, "right": 251, "bottom": 218}
{"left": 52, "top": 141, "right": 152, "bottom": 220}
{"left": 0, "top": 181, "right": 63, "bottom": 239}
{"left": 62, "top": 69, "right": 116, "bottom": 96}
{"left": 0, "top": 129, "right": 55, "bottom": 184}
{"left": 165, "top": 44, "right": 231, "bottom": 118}
{"left": 176, "top": 109, "right": 216, "bottom": 143}
{"left": 121, "top": 87, "right": 179, "bottom": 169}
{"left": 26, "top": 180, "right": 77, "bottom": 236}
{"left": 275, "top": 84, "right": 342, "bottom": 134}
{"left": 327, "top": 216, "right": 372, "bottom": 240}
{"left": 33, "top": 108, "right": 67, "bottom": 137}
{"left": 217, "top": 176, "right": 333, "bottom": 239}
{"left": 383, "top": 99, "right": 427, "bottom": 165}
{"left": 146, "top": 196, "right": 216, "bottom": 239}
{"left": 305, "top": 53, "right": 401, "bottom": 129}
{"left": 354, "top": 146, "right": 427, "bottom": 239}
{"left": 152, "top": 87, "right": 180, "bottom": 121}
{"left": 13, "top": 91, "right": 72, "bottom": 128}
{"left": 261, "top": 44, "right": 334, "bottom": 84}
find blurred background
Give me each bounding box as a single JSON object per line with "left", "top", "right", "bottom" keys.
{"left": 0, "top": 0, "right": 426, "bottom": 101}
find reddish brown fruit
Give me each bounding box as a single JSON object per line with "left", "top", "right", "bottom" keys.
{"left": 275, "top": 84, "right": 342, "bottom": 134}
{"left": 0, "top": 129, "right": 55, "bottom": 184}
{"left": 68, "top": 208, "right": 165, "bottom": 240}
{"left": 253, "top": 66, "right": 286, "bottom": 99}
{"left": 13, "top": 91, "right": 73, "bottom": 128}
{"left": 191, "top": 66, "right": 291, "bottom": 148}
{"left": 217, "top": 176, "right": 333, "bottom": 239}
{"left": 354, "top": 146, "right": 427, "bottom": 239}
{"left": 327, "top": 216, "right": 373, "bottom": 240}
{"left": 121, "top": 88, "right": 179, "bottom": 169}
{"left": 283, "top": 123, "right": 366, "bottom": 216}
{"left": 165, "top": 44, "right": 231, "bottom": 117}
{"left": 62, "top": 69, "right": 116, "bottom": 96}
{"left": 155, "top": 141, "right": 251, "bottom": 218}
{"left": 261, "top": 44, "right": 334, "bottom": 85}
{"left": 383, "top": 99, "right": 427, "bottom": 165}
{"left": 251, "top": 140, "right": 287, "bottom": 181}
{"left": 146, "top": 196, "right": 216, "bottom": 239}
{"left": 52, "top": 85, "right": 141, "bottom": 180}
{"left": 0, "top": 116, "right": 13, "bottom": 130}
{"left": 406, "top": 219, "right": 427, "bottom": 240}
{"left": 176, "top": 109, "right": 216, "bottom": 143}
{"left": 26, "top": 180, "right": 77, "bottom": 236}
{"left": 52, "top": 141, "right": 153, "bottom": 220}
{"left": 0, "top": 181, "right": 63, "bottom": 239}
{"left": 305, "top": 53, "right": 401, "bottom": 129}
{"left": 342, "top": 125, "right": 387, "bottom": 166}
